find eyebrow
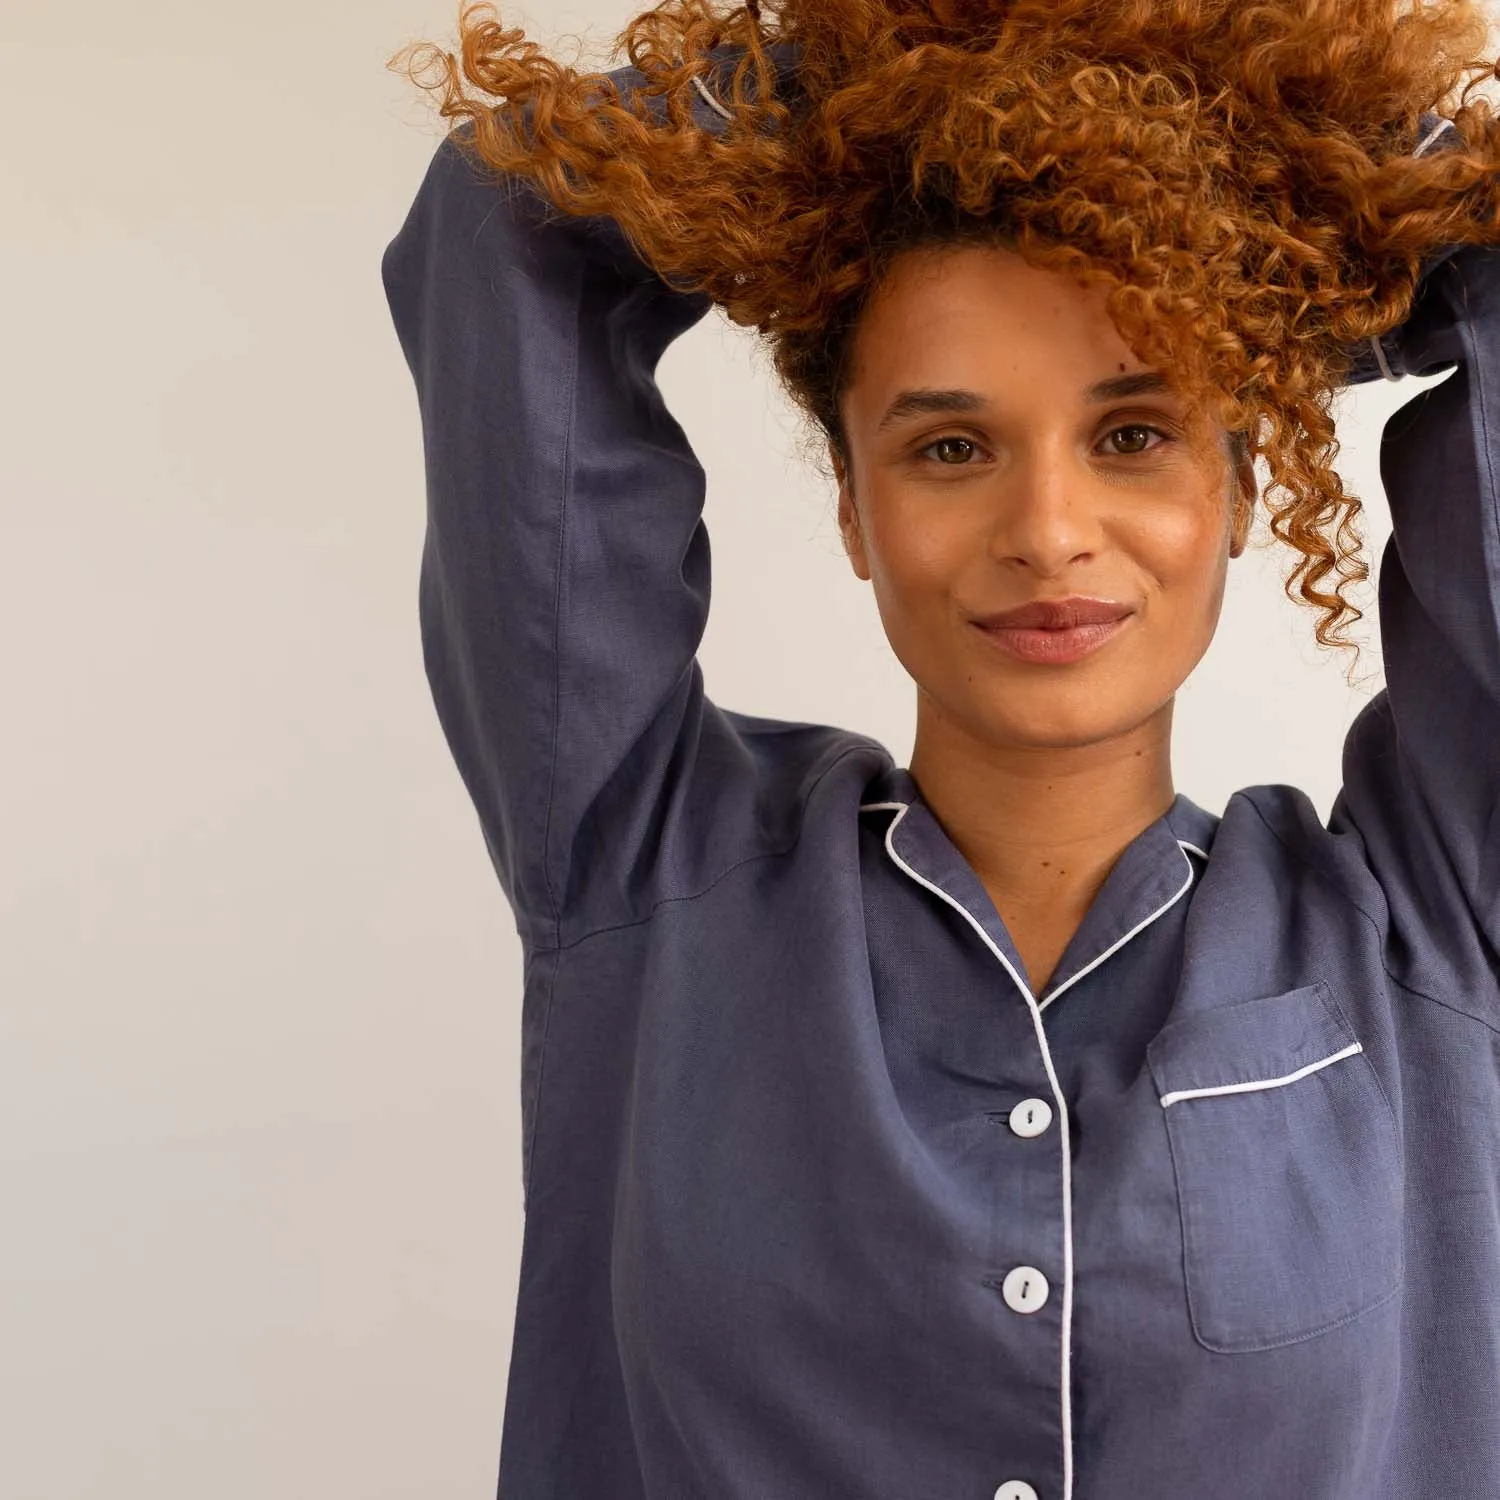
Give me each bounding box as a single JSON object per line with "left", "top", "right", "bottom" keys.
{"left": 874, "top": 371, "right": 1174, "bottom": 433}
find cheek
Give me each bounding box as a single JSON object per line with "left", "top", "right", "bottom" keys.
{"left": 862, "top": 500, "right": 963, "bottom": 602}
{"left": 859, "top": 511, "right": 971, "bottom": 680}
{"left": 1134, "top": 524, "right": 1233, "bottom": 677}
{"left": 1134, "top": 504, "right": 1229, "bottom": 597}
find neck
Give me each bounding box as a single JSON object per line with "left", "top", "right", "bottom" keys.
{"left": 907, "top": 695, "right": 1177, "bottom": 923}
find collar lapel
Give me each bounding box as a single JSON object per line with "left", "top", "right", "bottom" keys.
{"left": 861, "top": 767, "right": 1216, "bottom": 1009}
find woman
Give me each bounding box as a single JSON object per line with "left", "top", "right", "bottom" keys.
{"left": 382, "top": 1, "right": 1500, "bottom": 1495}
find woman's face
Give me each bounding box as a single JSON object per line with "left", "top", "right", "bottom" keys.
{"left": 834, "top": 243, "right": 1256, "bottom": 753}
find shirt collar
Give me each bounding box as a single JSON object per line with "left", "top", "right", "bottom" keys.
{"left": 860, "top": 765, "right": 1219, "bottom": 1008}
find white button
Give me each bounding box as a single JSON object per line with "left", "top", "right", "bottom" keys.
{"left": 994, "top": 1482, "right": 1039, "bottom": 1500}
{"left": 1000, "top": 1265, "right": 1050, "bottom": 1313}
{"left": 1008, "top": 1097, "right": 1053, "bottom": 1137}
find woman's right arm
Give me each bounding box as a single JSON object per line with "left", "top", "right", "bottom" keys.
{"left": 380, "top": 51, "right": 815, "bottom": 954}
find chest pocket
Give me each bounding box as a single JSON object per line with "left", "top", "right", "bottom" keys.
{"left": 1146, "top": 981, "right": 1404, "bottom": 1354}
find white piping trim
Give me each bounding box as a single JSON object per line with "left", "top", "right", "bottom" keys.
{"left": 1369, "top": 116, "right": 1458, "bottom": 380}
{"left": 1037, "top": 839, "right": 1200, "bottom": 1014}
{"left": 1369, "top": 331, "right": 1401, "bottom": 383}
{"left": 869, "top": 801, "right": 1076, "bottom": 1500}
{"left": 690, "top": 70, "right": 734, "bottom": 121}
{"left": 1158, "top": 1040, "right": 1363, "bottom": 1108}
{"left": 1415, "top": 115, "right": 1459, "bottom": 159}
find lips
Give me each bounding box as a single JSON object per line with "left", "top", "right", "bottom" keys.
{"left": 971, "top": 597, "right": 1134, "bottom": 631}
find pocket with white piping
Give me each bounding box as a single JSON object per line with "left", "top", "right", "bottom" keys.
{"left": 1146, "top": 981, "right": 1404, "bottom": 1354}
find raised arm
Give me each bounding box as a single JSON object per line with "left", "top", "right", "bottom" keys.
{"left": 1335, "top": 120, "right": 1500, "bottom": 979}
{"left": 380, "top": 49, "right": 861, "bottom": 953}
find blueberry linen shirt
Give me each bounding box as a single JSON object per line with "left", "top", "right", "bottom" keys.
{"left": 381, "top": 51, "right": 1500, "bottom": 1500}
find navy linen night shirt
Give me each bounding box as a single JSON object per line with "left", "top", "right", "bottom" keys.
{"left": 381, "top": 47, "right": 1499, "bottom": 1500}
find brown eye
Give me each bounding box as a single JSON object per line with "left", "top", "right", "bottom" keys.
{"left": 1104, "top": 424, "right": 1168, "bottom": 456}
{"left": 919, "top": 435, "right": 983, "bottom": 465}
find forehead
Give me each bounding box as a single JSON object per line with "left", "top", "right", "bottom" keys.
{"left": 852, "top": 244, "right": 1135, "bottom": 382}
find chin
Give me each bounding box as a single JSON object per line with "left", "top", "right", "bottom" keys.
{"left": 982, "top": 686, "right": 1155, "bottom": 751}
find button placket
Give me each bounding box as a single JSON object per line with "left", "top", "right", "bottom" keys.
{"left": 871, "top": 800, "right": 1075, "bottom": 1500}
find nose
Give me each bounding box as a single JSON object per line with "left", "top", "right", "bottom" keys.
{"left": 985, "top": 446, "right": 1106, "bottom": 576}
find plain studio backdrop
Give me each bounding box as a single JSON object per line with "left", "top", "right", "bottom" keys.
{"left": 3, "top": 2, "right": 1496, "bottom": 1496}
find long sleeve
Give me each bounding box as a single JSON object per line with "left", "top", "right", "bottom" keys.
{"left": 1335, "top": 163, "right": 1500, "bottom": 981}
{"left": 379, "top": 49, "right": 843, "bottom": 955}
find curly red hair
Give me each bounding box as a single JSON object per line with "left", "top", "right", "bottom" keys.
{"left": 389, "top": 0, "right": 1500, "bottom": 669}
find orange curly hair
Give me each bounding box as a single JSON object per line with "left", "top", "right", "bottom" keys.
{"left": 388, "top": 0, "right": 1500, "bottom": 670}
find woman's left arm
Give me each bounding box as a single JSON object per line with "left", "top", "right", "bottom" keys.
{"left": 1334, "top": 125, "right": 1500, "bottom": 979}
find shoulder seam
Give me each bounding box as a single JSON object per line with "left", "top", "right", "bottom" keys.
{"left": 1240, "top": 793, "right": 1500, "bottom": 1037}
{"left": 536, "top": 743, "right": 887, "bottom": 954}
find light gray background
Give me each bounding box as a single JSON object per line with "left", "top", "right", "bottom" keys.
{"left": 2, "top": 2, "right": 1491, "bottom": 1496}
